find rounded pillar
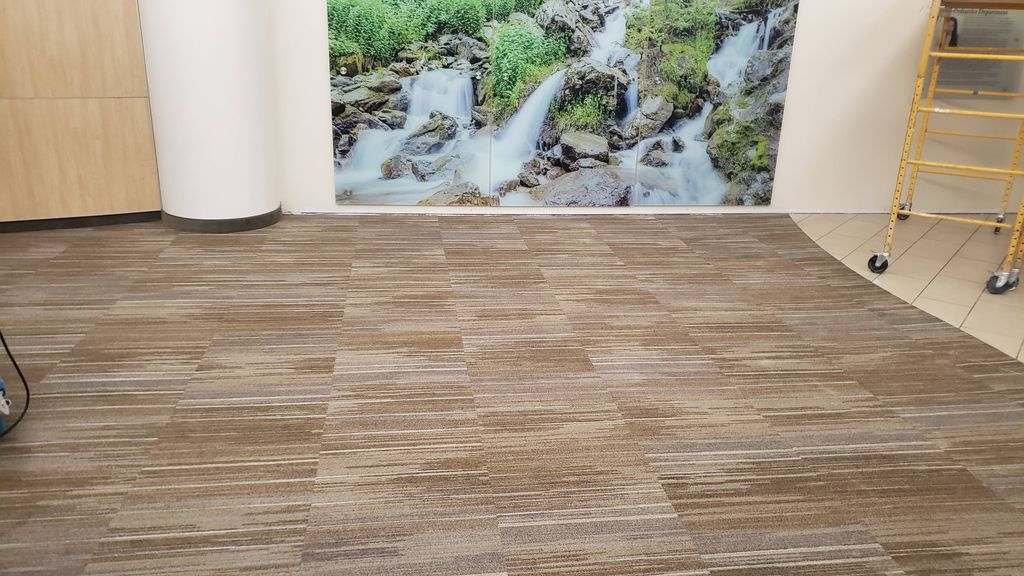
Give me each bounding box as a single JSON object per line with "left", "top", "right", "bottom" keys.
{"left": 139, "top": 0, "right": 281, "bottom": 232}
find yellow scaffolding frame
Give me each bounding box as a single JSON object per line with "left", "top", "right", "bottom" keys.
{"left": 870, "top": 0, "right": 1024, "bottom": 294}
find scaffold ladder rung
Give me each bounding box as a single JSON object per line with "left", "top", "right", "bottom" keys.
{"left": 925, "top": 129, "right": 1018, "bottom": 141}
{"left": 906, "top": 160, "right": 1024, "bottom": 177}
{"left": 931, "top": 50, "right": 1024, "bottom": 61}
{"left": 918, "top": 107, "right": 1024, "bottom": 120}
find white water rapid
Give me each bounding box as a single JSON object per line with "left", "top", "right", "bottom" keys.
{"left": 336, "top": 69, "right": 476, "bottom": 205}
{"left": 708, "top": 4, "right": 793, "bottom": 95}
{"left": 623, "top": 103, "right": 728, "bottom": 205}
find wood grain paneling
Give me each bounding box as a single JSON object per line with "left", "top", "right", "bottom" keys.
{"left": 0, "top": 98, "right": 160, "bottom": 221}
{"left": 0, "top": 0, "right": 148, "bottom": 98}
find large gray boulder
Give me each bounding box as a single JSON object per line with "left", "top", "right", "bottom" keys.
{"left": 641, "top": 141, "right": 671, "bottom": 167}
{"left": 401, "top": 112, "right": 459, "bottom": 155}
{"left": 418, "top": 182, "right": 498, "bottom": 206}
{"left": 375, "top": 109, "right": 408, "bottom": 129}
{"left": 412, "top": 155, "right": 460, "bottom": 182}
{"left": 334, "top": 86, "right": 390, "bottom": 113}
{"left": 334, "top": 107, "right": 388, "bottom": 134}
{"left": 746, "top": 45, "right": 792, "bottom": 87}
{"left": 561, "top": 59, "right": 630, "bottom": 103}
{"left": 559, "top": 131, "right": 610, "bottom": 164}
{"left": 531, "top": 168, "right": 631, "bottom": 207}
{"left": 631, "top": 96, "right": 674, "bottom": 140}
{"left": 362, "top": 72, "right": 402, "bottom": 94}
{"left": 380, "top": 155, "right": 413, "bottom": 180}
{"left": 535, "top": 0, "right": 594, "bottom": 56}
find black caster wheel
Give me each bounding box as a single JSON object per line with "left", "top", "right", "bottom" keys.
{"left": 868, "top": 254, "right": 889, "bottom": 274}
{"left": 995, "top": 216, "right": 1005, "bottom": 235}
{"left": 986, "top": 275, "right": 1019, "bottom": 295}
{"left": 897, "top": 204, "right": 910, "bottom": 221}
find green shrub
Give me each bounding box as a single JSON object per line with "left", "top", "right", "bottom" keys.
{"left": 327, "top": 0, "right": 555, "bottom": 75}
{"left": 485, "top": 0, "right": 544, "bottom": 20}
{"left": 626, "top": 0, "right": 716, "bottom": 110}
{"left": 752, "top": 137, "right": 770, "bottom": 171}
{"left": 711, "top": 120, "right": 770, "bottom": 175}
{"left": 487, "top": 22, "right": 567, "bottom": 114}
{"left": 553, "top": 94, "right": 610, "bottom": 132}
{"left": 328, "top": 0, "right": 396, "bottom": 62}
{"left": 426, "top": 0, "right": 486, "bottom": 37}
{"left": 732, "top": 0, "right": 789, "bottom": 11}
{"left": 627, "top": 0, "right": 716, "bottom": 50}
{"left": 327, "top": 0, "right": 496, "bottom": 72}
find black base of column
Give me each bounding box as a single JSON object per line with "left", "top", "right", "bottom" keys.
{"left": 162, "top": 206, "right": 282, "bottom": 233}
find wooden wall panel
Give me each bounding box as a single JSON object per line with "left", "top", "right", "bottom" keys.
{"left": 0, "top": 0, "right": 148, "bottom": 98}
{"left": 0, "top": 98, "right": 160, "bottom": 221}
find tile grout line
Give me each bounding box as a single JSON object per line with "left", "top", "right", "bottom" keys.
{"left": 803, "top": 213, "right": 858, "bottom": 242}
{"left": 870, "top": 217, "right": 943, "bottom": 303}
{"left": 906, "top": 219, "right": 980, "bottom": 313}
{"left": 956, "top": 218, "right": 1010, "bottom": 330}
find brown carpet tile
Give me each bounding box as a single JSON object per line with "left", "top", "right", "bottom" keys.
{"left": 1, "top": 214, "right": 1023, "bottom": 575}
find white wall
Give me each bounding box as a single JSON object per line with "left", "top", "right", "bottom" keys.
{"left": 140, "top": 0, "right": 281, "bottom": 220}
{"left": 272, "top": 0, "right": 1022, "bottom": 214}
{"left": 270, "top": 0, "right": 335, "bottom": 215}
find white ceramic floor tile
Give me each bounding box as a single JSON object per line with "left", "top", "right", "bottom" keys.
{"left": 874, "top": 273, "right": 930, "bottom": 304}
{"left": 962, "top": 327, "right": 1024, "bottom": 359}
{"left": 796, "top": 214, "right": 857, "bottom": 241}
{"left": 913, "top": 297, "right": 973, "bottom": 328}
{"left": 832, "top": 217, "right": 888, "bottom": 240}
{"left": 937, "top": 255, "right": 1001, "bottom": 283}
{"left": 962, "top": 300, "right": 1024, "bottom": 340}
{"left": 817, "top": 232, "right": 870, "bottom": 260}
{"left": 885, "top": 255, "right": 949, "bottom": 281}
{"left": 901, "top": 238, "right": 965, "bottom": 261}
{"left": 917, "top": 275, "right": 985, "bottom": 308}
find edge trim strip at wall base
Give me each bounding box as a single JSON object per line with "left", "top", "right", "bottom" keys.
{"left": 0, "top": 211, "right": 162, "bottom": 233}
{"left": 161, "top": 206, "right": 282, "bottom": 233}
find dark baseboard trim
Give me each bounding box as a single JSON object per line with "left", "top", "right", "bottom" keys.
{"left": 161, "top": 206, "right": 282, "bottom": 234}
{"left": 0, "top": 211, "right": 162, "bottom": 233}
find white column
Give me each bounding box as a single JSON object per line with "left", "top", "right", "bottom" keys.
{"left": 139, "top": 0, "right": 280, "bottom": 227}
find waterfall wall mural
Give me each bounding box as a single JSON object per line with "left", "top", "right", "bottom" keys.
{"left": 329, "top": 0, "right": 800, "bottom": 207}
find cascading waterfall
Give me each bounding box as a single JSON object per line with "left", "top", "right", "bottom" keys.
{"left": 626, "top": 103, "right": 727, "bottom": 205}
{"left": 590, "top": 9, "right": 628, "bottom": 65}
{"left": 618, "top": 3, "right": 795, "bottom": 205}
{"left": 337, "top": 69, "right": 475, "bottom": 204}
{"left": 494, "top": 69, "right": 568, "bottom": 165}
{"left": 406, "top": 68, "right": 475, "bottom": 120}
{"left": 464, "top": 69, "right": 568, "bottom": 198}
{"left": 708, "top": 4, "right": 793, "bottom": 94}
{"left": 620, "top": 51, "right": 641, "bottom": 127}
{"left": 707, "top": 20, "right": 763, "bottom": 95}
{"left": 761, "top": 3, "right": 795, "bottom": 50}
{"left": 489, "top": 7, "right": 634, "bottom": 204}
{"left": 586, "top": 7, "right": 641, "bottom": 126}
{"left": 623, "top": 81, "right": 639, "bottom": 124}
